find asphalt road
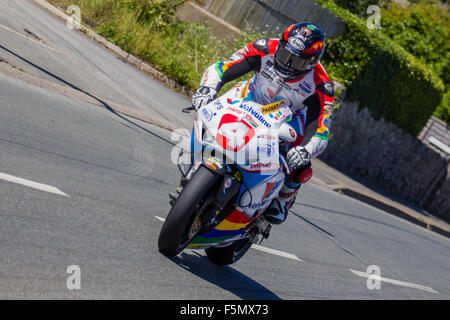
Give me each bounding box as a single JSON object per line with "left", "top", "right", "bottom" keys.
{"left": 0, "top": 0, "right": 449, "bottom": 300}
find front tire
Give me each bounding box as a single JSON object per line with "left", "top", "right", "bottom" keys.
{"left": 205, "top": 238, "right": 253, "bottom": 265}
{"left": 158, "top": 166, "right": 220, "bottom": 257}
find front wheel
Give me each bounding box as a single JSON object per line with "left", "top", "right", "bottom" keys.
{"left": 205, "top": 238, "right": 253, "bottom": 265}
{"left": 158, "top": 165, "right": 220, "bottom": 257}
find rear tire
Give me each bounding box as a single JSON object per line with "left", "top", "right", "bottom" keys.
{"left": 158, "top": 166, "right": 220, "bottom": 257}
{"left": 205, "top": 238, "right": 253, "bottom": 265}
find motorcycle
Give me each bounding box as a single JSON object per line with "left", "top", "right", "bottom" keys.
{"left": 158, "top": 80, "right": 312, "bottom": 265}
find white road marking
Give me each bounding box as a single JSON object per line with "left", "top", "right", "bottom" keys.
{"left": 154, "top": 216, "right": 166, "bottom": 222}
{"left": 154, "top": 216, "right": 302, "bottom": 262}
{"left": 0, "top": 172, "right": 69, "bottom": 197}
{"left": 0, "top": 23, "right": 62, "bottom": 54}
{"left": 252, "top": 244, "right": 303, "bottom": 262}
{"left": 350, "top": 269, "right": 439, "bottom": 294}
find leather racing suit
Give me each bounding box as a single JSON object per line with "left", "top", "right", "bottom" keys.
{"left": 198, "top": 38, "right": 335, "bottom": 221}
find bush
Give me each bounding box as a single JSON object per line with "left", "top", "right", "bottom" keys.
{"left": 318, "top": 1, "right": 445, "bottom": 136}
{"left": 381, "top": 2, "right": 450, "bottom": 87}
{"left": 379, "top": 1, "right": 450, "bottom": 125}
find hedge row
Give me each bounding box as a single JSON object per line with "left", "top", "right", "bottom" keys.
{"left": 318, "top": 1, "right": 445, "bottom": 136}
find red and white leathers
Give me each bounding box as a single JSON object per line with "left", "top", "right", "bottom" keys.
{"left": 198, "top": 38, "right": 335, "bottom": 216}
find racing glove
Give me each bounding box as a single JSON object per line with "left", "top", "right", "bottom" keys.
{"left": 286, "top": 146, "right": 311, "bottom": 171}
{"left": 192, "top": 86, "right": 217, "bottom": 111}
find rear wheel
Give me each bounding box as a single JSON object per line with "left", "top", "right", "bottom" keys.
{"left": 158, "top": 166, "right": 220, "bottom": 257}
{"left": 205, "top": 238, "right": 253, "bottom": 265}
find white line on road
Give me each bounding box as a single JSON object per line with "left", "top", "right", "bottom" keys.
{"left": 350, "top": 269, "right": 439, "bottom": 294}
{"left": 0, "top": 172, "right": 69, "bottom": 197}
{"left": 252, "top": 244, "right": 303, "bottom": 262}
{"left": 154, "top": 216, "right": 302, "bottom": 262}
{"left": 0, "top": 23, "right": 62, "bottom": 55}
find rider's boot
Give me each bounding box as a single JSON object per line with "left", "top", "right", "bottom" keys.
{"left": 264, "top": 181, "right": 300, "bottom": 225}
{"left": 264, "top": 161, "right": 313, "bottom": 224}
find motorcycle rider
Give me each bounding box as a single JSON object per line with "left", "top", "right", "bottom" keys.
{"left": 191, "top": 22, "right": 335, "bottom": 225}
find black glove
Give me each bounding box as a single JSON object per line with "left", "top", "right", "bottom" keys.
{"left": 192, "top": 86, "right": 217, "bottom": 110}
{"left": 286, "top": 146, "right": 311, "bottom": 171}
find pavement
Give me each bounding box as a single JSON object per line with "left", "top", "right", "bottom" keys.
{"left": 0, "top": 0, "right": 449, "bottom": 300}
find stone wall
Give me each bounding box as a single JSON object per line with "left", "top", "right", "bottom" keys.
{"left": 200, "top": 0, "right": 346, "bottom": 38}
{"left": 426, "top": 169, "right": 450, "bottom": 219}
{"left": 416, "top": 116, "right": 450, "bottom": 216}
{"left": 318, "top": 101, "right": 449, "bottom": 220}
{"left": 176, "top": 2, "right": 242, "bottom": 39}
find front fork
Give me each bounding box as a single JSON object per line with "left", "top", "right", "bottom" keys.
{"left": 173, "top": 149, "right": 243, "bottom": 227}
{"left": 174, "top": 149, "right": 273, "bottom": 243}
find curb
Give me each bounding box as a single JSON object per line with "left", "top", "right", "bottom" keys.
{"left": 30, "top": 0, "right": 194, "bottom": 98}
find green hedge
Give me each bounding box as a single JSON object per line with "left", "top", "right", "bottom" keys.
{"left": 380, "top": 2, "right": 449, "bottom": 87}
{"left": 318, "top": 1, "right": 445, "bottom": 136}
{"left": 334, "top": 0, "right": 381, "bottom": 16}
{"left": 434, "top": 90, "right": 450, "bottom": 125}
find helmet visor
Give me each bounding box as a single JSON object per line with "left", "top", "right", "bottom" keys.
{"left": 275, "top": 42, "right": 312, "bottom": 73}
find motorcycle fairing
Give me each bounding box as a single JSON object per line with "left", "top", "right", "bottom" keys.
{"left": 186, "top": 80, "right": 293, "bottom": 249}
{"left": 189, "top": 208, "right": 253, "bottom": 248}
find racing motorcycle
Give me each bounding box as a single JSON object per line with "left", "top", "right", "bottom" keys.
{"left": 158, "top": 80, "right": 312, "bottom": 265}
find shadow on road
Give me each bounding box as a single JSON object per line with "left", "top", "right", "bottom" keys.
{"left": 167, "top": 251, "right": 282, "bottom": 300}
{"left": 337, "top": 188, "right": 450, "bottom": 239}
{"left": 290, "top": 211, "right": 336, "bottom": 238}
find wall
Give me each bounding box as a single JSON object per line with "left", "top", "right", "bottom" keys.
{"left": 425, "top": 169, "right": 450, "bottom": 219}
{"left": 418, "top": 116, "right": 450, "bottom": 161}
{"left": 318, "top": 101, "right": 449, "bottom": 220}
{"left": 176, "top": 2, "right": 242, "bottom": 39}
{"left": 200, "top": 0, "right": 346, "bottom": 38}
{"left": 417, "top": 116, "right": 450, "bottom": 217}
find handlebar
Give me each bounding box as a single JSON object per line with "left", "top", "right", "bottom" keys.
{"left": 279, "top": 155, "right": 291, "bottom": 175}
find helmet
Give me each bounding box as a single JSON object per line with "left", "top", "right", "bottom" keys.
{"left": 274, "top": 22, "right": 326, "bottom": 79}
